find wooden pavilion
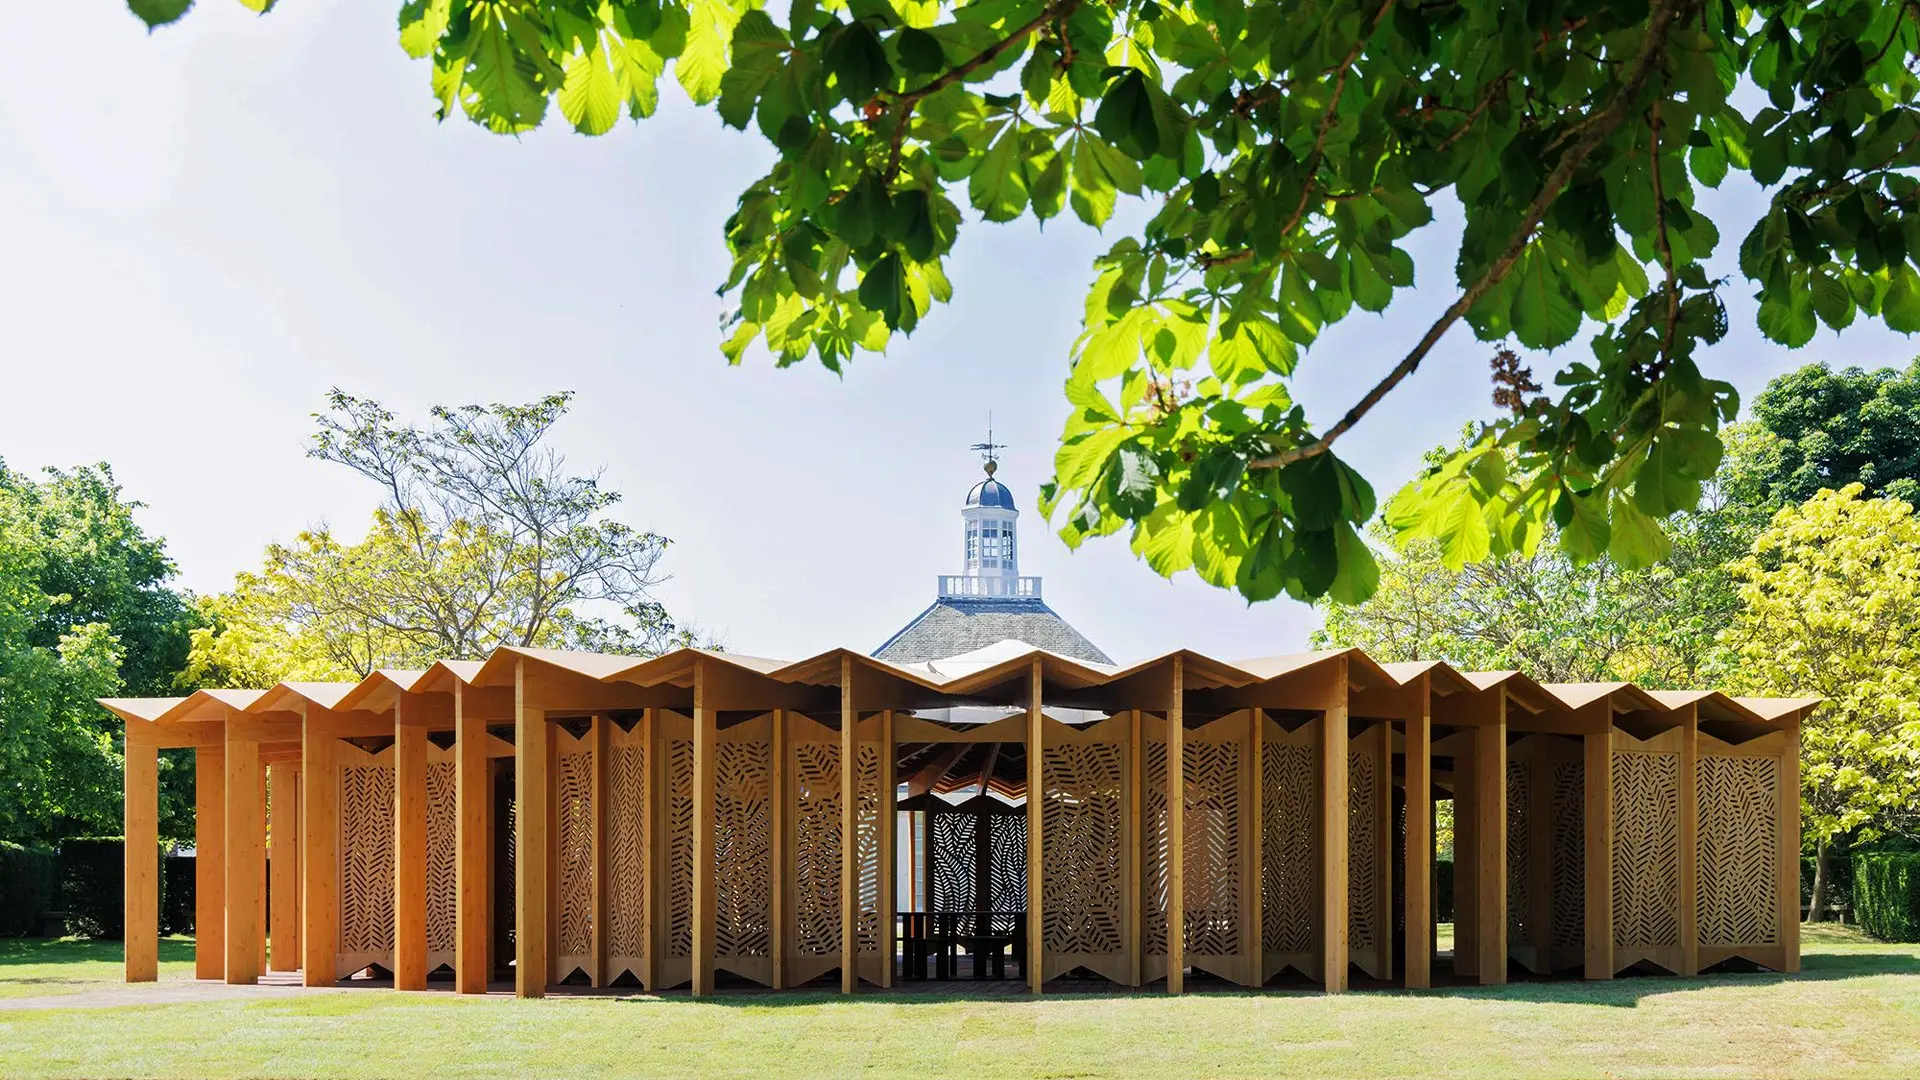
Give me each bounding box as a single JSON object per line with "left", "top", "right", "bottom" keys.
{"left": 101, "top": 642, "right": 1814, "bottom": 996}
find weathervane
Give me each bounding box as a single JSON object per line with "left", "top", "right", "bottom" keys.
{"left": 970, "top": 414, "right": 1007, "bottom": 476}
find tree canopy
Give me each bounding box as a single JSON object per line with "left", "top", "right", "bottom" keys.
{"left": 0, "top": 461, "right": 198, "bottom": 845}
{"left": 129, "top": 0, "right": 1920, "bottom": 604}
{"left": 187, "top": 392, "right": 694, "bottom": 684}
{"left": 1744, "top": 360, "right": 1920, "bottom": 506}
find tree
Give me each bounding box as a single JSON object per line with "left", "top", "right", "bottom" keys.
{"left": 1723, "top": 485, "right": 1920, "bottom": 918}
{"left": 1744, "top": 360, "right": 1920, "bottom": 507}
{"left": 130, "top": 0, "right": 1920, "bottom": 604}
{"left": 0, "top": 461, "right": 200, "bottom": 845}
{"left": 187, "top": 391, "right": 693, "bottom": 683}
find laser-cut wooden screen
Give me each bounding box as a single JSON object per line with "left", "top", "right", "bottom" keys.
{"left": 853, "top": 736, "right": 884, "bottom": 964}
{"left": 1185, "top": 714, "right": 1250, "bottom": 984}
{"left": 1549, "top": 755, "right": 1585, "bottom": 964}
{"left": 1040, "top": 713, "right": 1128, "bottom": 984}
{"left": 337, "top": 740, "right": 395, "bottom": 978}
{"left": 605, "top": 716, "right": 648, "bottom": 985}
{"left": 1140, "top": 713, "right": 1170, "bottom": 981}
{"left": 1348, "top": 722, "right": 1391, "bottom": 981}
{"left": 986, "top": 813, "right": 1027, "bottom": 914}
{"left": 1696, "top": 746, "right": 1780, "bottom": 954}
{"left": 929, "top": 810, "right": 977, "bottom": 912}
{"left": 655, "top": 710, "right": 695, "bottom": 990}
{"left": 424, "top": 744, "right": 457, "bottom": 973}
{"left": 1612, "top": 728, "right": 1683, "bottom": 973}
{"left": 1506, "top": 759, "right": 1531, "bottom": 948}
{"left": 785, "top": 713, "right": 841, "bottom": 987}
{"left": 553, "top": 722, "right": 596, "bottom": 982}
{"left": 1262, "top": 715, "right": 1320, "bottom": 981}
{"left": 715, "top": 714, "right": 774, "bottom": 986}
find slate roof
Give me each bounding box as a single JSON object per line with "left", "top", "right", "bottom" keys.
{"left": 873, "top": 596, "right": 1113, "bottom": 665}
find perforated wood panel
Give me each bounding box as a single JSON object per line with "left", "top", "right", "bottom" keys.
{"left": 424, "top": 750, "right": 457, "bottom": 971}
{"left": 663, "top": 730, "right": 696, "bottom": 968}
{"left": 929, "top": 812, "right": 976, "bottom": 912}
{"left": 715, "top": 717, "right": 774, "bottom": 984}
{"left": 1040, "top": 716, "right": 1127, "bottom": 982}
{"left": 604, "top": 722, "right": 647, "bottom": 983}
{"left": 1262, "top": 718, "right": 1318, "bottom": 978}
{"left": 1697, "top": 754, "right": 1779, "bottom": 948}
{"left": 1185, "top": 737, "right": 1242, "bottom": 961}
{"left": 1142, "top": 732, "right": 1169, "bottom": 962}
{"left": 1507, "top": 760, "right": 1531, "bottom": 945}
{"left": 986, "top": 813, "right": 1027, "bottom": 913}
{"left": 1612, "top": 745, "right": 1681, "bottom": 965}
{"left": 337, "top": 743, "right": 395, "bottom": 978}
{"left": 1348, "top": 743, "right": 1380, "bottom": 957}
{"left": 787, "top": 717, "right": 841, "bottom": 985}
{"left": 853, "top": 741, "right": 883, "bottom": 958}
{"left": 1549, "top": 757, "right": 1585, "bottom": 953}
{"left": 554, "top": 730, "right": 595, "bottom": 979}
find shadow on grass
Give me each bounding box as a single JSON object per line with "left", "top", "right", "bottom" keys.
{"left": 592, "top": 945, "right": 1920, "bottom": 1009}
{"left": 0, "top": 936, "right": 196, "bottom": 967}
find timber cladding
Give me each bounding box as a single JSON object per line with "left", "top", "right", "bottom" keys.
{"left": 103, "top": 645, "right": 1815, "bottom": 996}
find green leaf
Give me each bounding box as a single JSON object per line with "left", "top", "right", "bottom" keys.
{"left": 1135, "top": 501, "right": 1197, "bottom": 578}
{"left": 825, "top": 19, "right": 890, "bottom": 107}
{"left": 128, "top": 0, "right": 194, "bottom": 28}
{"left": 465, "top": 21, "right": 548, "bottom": 134}
{"left": 1432, "top": 482, "right": 1491, "bottom": 570}
{"left": 969, "top": 123, "right": 1031, "bottom": 222}
{"left": 895, "top": 27, "right": 945, "bottom": 75}
{"left": 1607, "top": 491, "right": 1671, "bottom": 568}
{"left": 1757, "top": 280, "right": 1818, "bottom": 346}
{"left": 1558, "top": 487, "right": 1610, "bottom": 563}
{"left": 1634, "top": 435, "right": 1702, "bottom": 517}
{"left": 717, "top": 10, "right": 786, "bottom": 130}
{"left": 1327, "top": 521, "right": 1380, "bottom": 605}
{"left": 1068, "top": 133, "right": 1139, "bottom": 227}
{"left": 1093, "top": 70, "right": 1158, "bottom": 160}
{"left": 398, "top": 0, "right": 450, "bottom": 59}
{"left": 677, "top": 0, "right": 737, "bottom": 105}
{"left": 858, "top": 252, "right": 908, "bottom": 331}
{"left": 1510, "top": 246, "right": 1582, "bottom": 349}
{"left": 1810, "top": 268, "right": 1855, "bottom": 330}
{"left": 1689, "top": 142, "right": 1728, "bottom": 187}
{"left": 1886, "top": 263, "right": 1920, "bottom": 333}
{"left": 559, "top": 45, "right": 623, "bottom": 135}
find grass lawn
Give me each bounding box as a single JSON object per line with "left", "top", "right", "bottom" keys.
{"left": 0, "top": 937, "right": 196, "bottom": 1000}
{"left": 2, "top": 925, "right": 1917, "bottom": 1079}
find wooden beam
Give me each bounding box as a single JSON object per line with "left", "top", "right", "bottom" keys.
{"left": 1320, "top": 657, "right": 1350, "bottom": 992}
{"left": 514, "top": 659, "right": 550, "bottom": 998}
{"left": 1404, "top": 674, "right": 1433, "bottom": 989}
{"left": 394, "top": 699, "right": 428, "bottom": 991}
{"left": 194, "top": 744, "right": 226, "bottom": 981}
{"left": 268, "top": 761, "right": 301, "bottom": 972}
{"left": 1026, "top": 662, "right": 1044, "bottom": 994}
{"left": 224, "top": 729, "right": 264, "bottom": 985}
{"left": 454, "top": 683, "right": 489, "bottom": 994}
{"left": 123, "top": 734, "right": 158, "bottom": 983}
{"left": 879, "top": 707, "right": 897, "bottom": 991}
{"left": 840, "top": 656, "right": 858, "bottom": 994}
{"left": 1679, "top": 702, "right": 1699, "bottom": 977}
{"left": 692, "top": 665, "right": 717, "bottom": 997}
{"left": 1167, "top": 655, "right": 1186, "bottom": 994}
{"left": 1474, "top": 692, "right": 1507, "bottom": 985}
{"left": 1584, "top": 720, "right": 1614, "bottom": 979}
{"left": 301, "top": 706, "right": 339, "bottom": 987}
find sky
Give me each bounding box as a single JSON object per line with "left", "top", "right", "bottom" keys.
{"left": 3, "top": 4, "right": 1917, "bottom": 667}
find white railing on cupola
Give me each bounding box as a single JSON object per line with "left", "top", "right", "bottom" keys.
{"left": 938, "top": 574, "right": 1042, "bottom": 599}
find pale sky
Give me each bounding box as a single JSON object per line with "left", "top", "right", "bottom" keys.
{"left": 3, "top": 4, "right": 1915, "bottom": 666}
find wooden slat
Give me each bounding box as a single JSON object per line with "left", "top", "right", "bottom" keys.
{"left": 224, "top": 730, "right": 264, "bottom": 985}
{"left": 301, "top": 708, "right": 339, "bottom": 987}
{"left": 1679, "top": 702, "right": 1699, "bottom": 977}
{"left": 123, "top": 736, "right": 158, "bottom": 983}
{"left": 1475, "top": 694, "right": 1507, "bottom": 985}
{"left": 1126, "top": 708, "right": 1142, "bottom": 988}
{"left": 268, "top": 761, "right": 301, "bottom": 972}
{"left": 592, "top": 714, "right": 608, "bottom": 988}
{"left": 879, "top": 707, "right": 896, "bottom": 990}
{"left": 1584, "top": 724, "right": 1614, "bottom": 979}
{"left": 770, "top": 708, "right": 787, "bottom": 990}
{"left": 1780, "top": 716, "right": 1802, "bottom": 973}
{"left": 455, "top": 683, "right": 488, "bottom": 994}
{"left": 1404, "top": 675, "right": 1433, "bottom": 989}
{"left": 1026, "top": 662, "right": 1044, "bottom": 994}
{"left": 840, "top": 655, "right": 858, "bottom": 994}
{"left": 1167, "top": 656, "right": 1186, "bottom": 994}
{"left": 195, "top": 744, "right": 226, "bottom": 981}
{"left": 1247, "top": 709, "right": 1265, "bottom": 990}
{"left": 515, "top": 660, "right": 550, "bottom": 998}
{"left": 394, "top": 704, "right": 428, "bottom": 991}
{"left": 1320, "top": 657, "right": 1349, "bottom": 992}
{"left": 692, "top": 665, "right": 717, "bottom": 997}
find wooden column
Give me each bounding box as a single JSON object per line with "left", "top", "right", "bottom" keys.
{"left": 1026, "top": 662, "right": 1045, "bottom": 994}
{"left": 1319, "top": 658, "right": 1350, "bottom": 992}
{"left": 1246, "top": 708, "right": 1265, "bottom": 990}
{"left": 1678, "top": 702, "right": 1699, "bottom": 977}
{"left": 1474, "top": 693, "right": 1507, "bottom": 985}
{"left": 1126, "top": 708, "right": 1143, "bottom": 988}
{"left": 1404, "top": 674, "right": 1433, "bottom": 989}
{"left": 301, "top": 707, "right": 338, "bottom": 987}
{"left": 839, "top": 655, "right": 858, "bottom": 994}
{"left": 257, "top": 762, "right": 268, "bottom": 976}
{"left": 454, "top": 683, "right": 489, "bottom": 994}
{"left": 591, "top": 714, "right": 608, "bottom": 988}
{"left": 514, "top": 660, "right": 550, "bottom": 998}
{"left": 1583, "top": 719, "right": 1614, "bottom": 979}
{"left": 394, "top": 697, "right": 428, "bottom": 991}
{"left": 224, "top": 727, "right": 264, "bottom": 985}
{"left": 770, "top": 708, "right": 788, "bottom": 990}
{"left": 268, "top": 761, "right": 301, "bottom": 972}
{"left": 1167, "top": 656, "right": 1186, "bottom": 994}
{"left": 123, "top": 733, "right": 159, "bottom": 983}
{"left": 1779, "top": 715, "right": 1802, "bottom": 973}
{"left": 879, "top": 707, "right": 897, "bottom": 990}
{"left": 692, "top": 664, "right": 717, "bottom": 997}
{"left": 194, "top": 744, "right": 226, "bottom": 981}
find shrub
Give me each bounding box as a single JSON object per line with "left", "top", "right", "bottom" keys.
{"left": 1854, "top": 853, "right": 1920, "bottom": 943}
{"left": 0, "top": 842, "right": 58, "bottom": 937}
{"left": 162, "top": 855, "right": 195, "bottom": 936}
{"left": 1436, "top": 859, "right": 1454, "bottom": 923}
{"left": 58, "top": 837, "right": 134, "bottom": 939}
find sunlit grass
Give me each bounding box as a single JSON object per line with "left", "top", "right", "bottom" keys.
{"left": 2, "top": 928, "right": 1915, "bottom": 1079}
{"left": 0, "top": 937, "right": 195, "bottom": 1000}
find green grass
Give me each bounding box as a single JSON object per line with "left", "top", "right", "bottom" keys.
{"left": 2, "top": 926, "right": 1917, "bottom": 1079}
{"left": 0, "top": 937, "right": 196, "bottom": 1000}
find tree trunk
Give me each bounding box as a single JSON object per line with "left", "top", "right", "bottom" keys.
{"left": 1806, "top": 835, "right": 1832, "bottom": 923}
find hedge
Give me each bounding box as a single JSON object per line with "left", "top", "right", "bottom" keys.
{"left": 58, "top": 838, "right": 136, "bottom": 939}
{"left": 1854, "top": 853, "right": 1920, "bottom": 943}
{"left": 162, "top": 855, "right": 195, "bottom": 936}
{"left": 0, "top": 842, "right": 58, "bottom": 937}
{"left": 1436, "top": 859, "right": 1455, "bottom": 922}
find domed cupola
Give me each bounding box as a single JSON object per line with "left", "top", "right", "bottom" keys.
{"left": 965, "top": 468, "right": 1018, "bottom": 510}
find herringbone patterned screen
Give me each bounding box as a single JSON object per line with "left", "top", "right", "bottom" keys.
{"left": 1697, "top": 755, "right": 1779, "bottom": 947}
